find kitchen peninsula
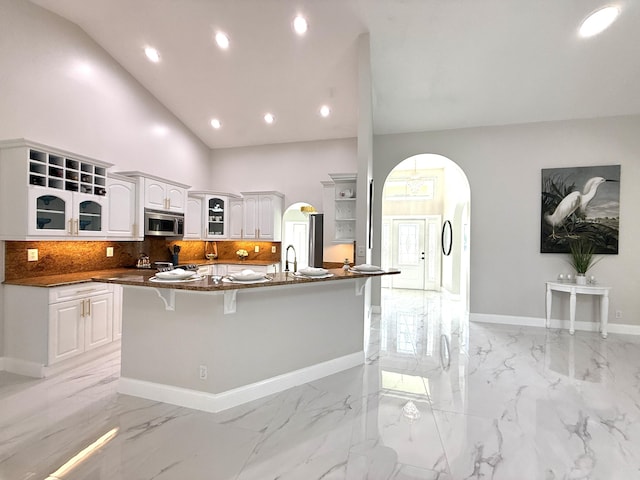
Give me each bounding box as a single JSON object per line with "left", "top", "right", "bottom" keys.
{"left": 93, "top": 268, "right": 398, "bottom": 412}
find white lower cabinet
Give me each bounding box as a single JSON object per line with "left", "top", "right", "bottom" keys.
{"left": 4, "top": 282, "right": 120, "bottom": 377}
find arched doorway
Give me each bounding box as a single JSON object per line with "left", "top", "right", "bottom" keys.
{"left": 380, "top": 154, "right": 470, "bottom": 308}
{"left": 281, "top": 202, "right": 318, "bottom": 270}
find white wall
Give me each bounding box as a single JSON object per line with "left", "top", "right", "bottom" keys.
{"left": 210, "top": 138, "right": 357, "bottom": 211}
{"left": 0, "top": 0, "right": 213, "bottom": 358}
{"left": 0, "top": 0, "right": 211, "bottom": 189}
{"left": 373, "top": 115, "right": 640, "bottom": 325}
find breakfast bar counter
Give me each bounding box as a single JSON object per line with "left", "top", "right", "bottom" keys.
{"left": 91, "top": 267, "right": 398, "bottom": 413}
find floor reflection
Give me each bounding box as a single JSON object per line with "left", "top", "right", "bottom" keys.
{"left": 1, "top": 288, "right": 639, "bottom": 479}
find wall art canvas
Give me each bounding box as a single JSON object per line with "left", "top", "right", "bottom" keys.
{"left": 541, "top": 165, "right": 620, "bottom": 254}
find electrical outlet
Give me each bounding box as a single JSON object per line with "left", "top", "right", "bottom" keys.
{"left": 271, "top": 246, "right": 276, "bottom": 253}
{"left": 199, "top": 365, "right": 208, "bottom": 380}
{"left": 27, "top": 249, "right": 38, "bottom": 261}
{"left": 254, "top": 245, "right": 259, "bottom": 253}
{"left": 106, "top": 247, "right": 114, "bottom": 257}
{"left": 357, "top": 245, "right": 365, "bottom": 257}
{"left": 615, "top": 310, "right": 623, "bottom": 319}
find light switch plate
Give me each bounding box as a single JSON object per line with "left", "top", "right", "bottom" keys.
{"left": 271, "top": 246, "right": 276, "bottom": 253}
{"left": 28, "top": 248, "right": 38, "bottom": 261}
{"left": 254, "top": 245, "right": 259, "bottom": 253}
{"left": 106, "top": 247, "right": 114, "bottom": 257}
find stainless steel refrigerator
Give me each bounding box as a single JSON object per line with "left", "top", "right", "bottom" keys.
{"left": 308, "top": 213, "right": 324, "bottom": 268}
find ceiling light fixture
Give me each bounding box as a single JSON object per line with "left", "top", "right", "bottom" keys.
{"left": 579, "top": 6, "right": 620, "bottom": 37}
{"left": 293, "top": 15, "right": 308, "bottom": 35}
{"left": 319, "top": 105, "right": 331, "bottom": 118}
{"left": 210, "top": 118, "right": 222, "bottom": 129}
{"left": 144, "top": 47, "right": 160, "bottom": 63}
{"left": 215, "top": 32, "right": 230, "bottom": 49}
{"left": 264, "top": 113, "right": 275, "bottom": 124}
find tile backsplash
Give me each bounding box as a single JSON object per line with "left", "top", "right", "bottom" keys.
{"left": 4, "top": 239, "right": 281, "bottom": 280}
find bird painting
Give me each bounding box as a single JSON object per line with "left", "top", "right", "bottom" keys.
{"left": 544, "top": 176, "right": 607, "bottom": 239}
{"left": 540, "top": 165, "right": 620, "bottom": 254}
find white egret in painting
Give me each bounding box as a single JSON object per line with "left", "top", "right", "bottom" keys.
{"left": 544, "top": 177, "right": 607, "bottom": 238}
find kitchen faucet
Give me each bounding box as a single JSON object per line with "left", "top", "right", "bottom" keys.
{"left": 285, "top": 245, "right": 297, "bottom": 273}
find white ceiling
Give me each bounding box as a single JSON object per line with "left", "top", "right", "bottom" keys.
{"left": 31, "top": 0, "right": 640, "bottom": 149}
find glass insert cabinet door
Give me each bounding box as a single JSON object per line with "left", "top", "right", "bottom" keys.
{"left": 78, "top": 200, "right": 102, "bottom": 232}
{"left": 35, "top": 194, "right": 67, "bottom": 232}
{"left": 207, "top": 197, "right": 225, "bottom": 236}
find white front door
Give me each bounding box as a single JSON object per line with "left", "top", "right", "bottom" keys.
{"left": 383, "top": 216, "right": 441, "bottom": 290}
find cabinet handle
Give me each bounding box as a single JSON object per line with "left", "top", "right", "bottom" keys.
{"left": 67, "top": 219, "right": 73, "bottom": 234}
{"left": 81, "top": 299, "right": 85, "bottom": 317}
{"left": 86, "top": 299, "right": 91, "bottom": 316}
{"left": 74, "top": 219, "right": 79, "bottom": 235}
{"left": 257, "top": 228, "right": 261, "bottom": 238}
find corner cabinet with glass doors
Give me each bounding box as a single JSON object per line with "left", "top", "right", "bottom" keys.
{"left": 0, "top": 139, "right": 113, "bottom": 240}
{"left": 185, "top": 191, "right": 241, "bottom": 240}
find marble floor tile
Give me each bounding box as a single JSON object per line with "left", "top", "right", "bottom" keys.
{"left": 1, "top": 288, "right": 640, "bottom": 479}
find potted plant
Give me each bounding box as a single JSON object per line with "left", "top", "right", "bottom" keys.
{"left": 568, "top": 238, "right": 600, "bottom": 284}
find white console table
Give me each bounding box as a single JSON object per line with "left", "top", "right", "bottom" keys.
{"left": 545, "top": 281, "right": 611, "bottom": 338}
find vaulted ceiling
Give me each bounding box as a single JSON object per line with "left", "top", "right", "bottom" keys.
{"left": 31, "top": 0, "right": 640, "bottom": 149}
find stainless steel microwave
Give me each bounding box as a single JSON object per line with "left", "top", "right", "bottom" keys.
{"left": 144, "top": 209, "right": 184, "bottom": 237}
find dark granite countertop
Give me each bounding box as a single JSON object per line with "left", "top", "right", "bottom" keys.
{"left": 91, "top": 268, "right": 399, "bottom": 292}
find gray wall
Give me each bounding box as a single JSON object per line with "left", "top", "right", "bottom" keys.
{"left": 373, "top": 115, "right": 640, "bottom": 325}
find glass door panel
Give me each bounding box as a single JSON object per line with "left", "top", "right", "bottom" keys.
{"left": 208, "top": 197, "right": 225, "bottom": 236}
{"left": 79, "top": 200, "right": 102, "bottom": 232}
{"left": 36, "top": 194, "right": 67, "bottom": 231}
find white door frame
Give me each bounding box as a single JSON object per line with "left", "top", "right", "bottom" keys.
{"left": 381, "top": 214, "right": 441, "bottom": 291}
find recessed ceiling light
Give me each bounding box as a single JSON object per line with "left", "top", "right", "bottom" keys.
{"left": 144, "top": 47, "right": 160, "bottom": 63}
{"left": 210, "top": 118, "right": 222, "bottom": 129}
{"left": 152, "top": 125, "right": 168, "bottom": 136}
{"left": 319, "top": 105, "right": 331, "bottom": 117}
{"left": 264, "top": 113, "right": 275, "bottom": 124}
{"left": 293, "top": 15, "right": 308, "bottom": 35}
{"left": 579, "top": 6, "right": 620, "bottom": 37}
{"left": 215, "top": 32, "right": 230, "bottom": 49}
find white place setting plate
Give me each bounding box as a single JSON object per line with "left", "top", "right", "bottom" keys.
{"left": 349, "top": 264, "right": 384, "bottom": 274}
{"left": 297, "top": 267, "right": 329, "bottom": 276}
{"left": 294, "top": 272, "right": 334, "bottom": 279}
{"left": 223, "top": 277, "right": 271, "bottom": 284}
{"left": 150, "top": 274, "right": 206, "bottom": 283}
{"left": 154, "top": 268, "right": 197, "bottom": 280}
{"left": 227, "top": 269, "right": 267, "bottom": 281}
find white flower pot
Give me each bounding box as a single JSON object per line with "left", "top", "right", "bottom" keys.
{"left": 576, "top": 274, "right": 587, "bottom": 285}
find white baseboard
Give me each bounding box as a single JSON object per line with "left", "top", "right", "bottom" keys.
{"left": 119, "top": 350, "right": 364, "bottom": 413}
{"left": 470, "top": 313, "right": 640, "bottom": 336}
{"left": 2, "top": 357, "right": 44, "bottom": 377}
{"left": 2, "top": 341, "right": 121, "bottom": 378}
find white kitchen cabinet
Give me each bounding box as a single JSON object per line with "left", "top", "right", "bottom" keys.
{"left": 106, "top": 174, "right": 139, "bottom": 239}
{"left": 143, "top": 177, "right": 186, "bottom": 212}
{"left": 116, "top": 171, "right": 190, "bottom": 238}
{"left": 0, "top": 140, "right": 112, "bottom": 240}
{"left": 49, "top": 291, "right": 113, "bottom": 363}
{"left": 241, "top": 191, "right": 284, "bottom": 240}
{"left": 118, "top": 172, "right": 189, "bottom": 212}
{"left": 3, "top": 282, "right": 119, "bottom": 377}
{"left": 185, "top": 195, "right": 204, "bottom": 239}
{"left": 229, "top": 198, "right": 244, "bottom": 239}
{"left": 328, "top": 174, "right": 357, "bottom": 243}
{"left": 187, "top": 192, "right": 241, "bottom": 240}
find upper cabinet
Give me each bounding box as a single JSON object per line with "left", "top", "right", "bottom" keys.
{"left": 106, "top": 174, "right": 139, "bottom": 240}
{"left": 241, "top": 191, "right": 284, "bottom": 241}
{"left": 117, "top": 171, "right": 189, "bottom": 212}
{"left": 185, "top": 192, "right": 240, "bottom": 240}
{"left": 328, "top": 173, "right": 357, "bottom": 243}
{"left": 0, "top": 140, "right": 112, "bottom": 240}
{"left": 116, "top": 172, "right": 190, "bottom": 238}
